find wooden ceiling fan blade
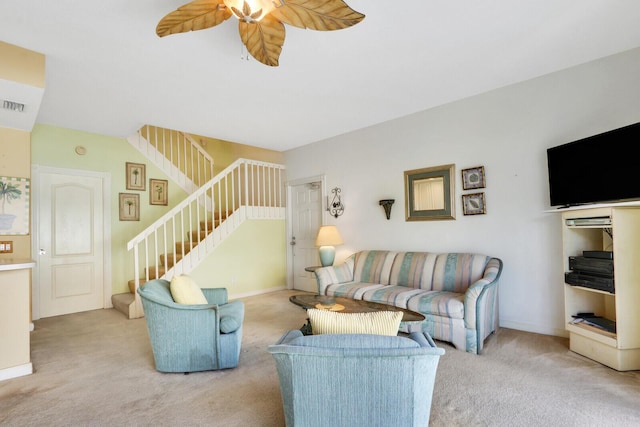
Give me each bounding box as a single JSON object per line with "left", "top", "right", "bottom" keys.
{"left": 156, "top": 0, "right": 232, "bottom": 37}
{"left": 238, "top": 15, "right": 285, "bottom": 67}
{"left": 269, "top": 0, "right": 365, "bottom": 31}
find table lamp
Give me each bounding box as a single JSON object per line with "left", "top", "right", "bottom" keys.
{"left": 315, "top": 225, "right": 344, "bottom": 266}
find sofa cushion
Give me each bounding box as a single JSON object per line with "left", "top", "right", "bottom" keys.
{"left": 431, "top": 253, "right": 490, "bottom": 293}
{"left": 308, "top": 309, "right": 403, "bottom": 336}
{"left": 353, "top": 250, "right": 398, "bottom": 285}
{"left": 325, "top": 282, "right": 386, "bottom": 300}
{"left": 169, "top": 274, "right": 208, "bottom": 305}
{"left": 389, "top": 252, "right": 439, "bottom": 289}
{"left": 406, "top": 291, "right": 465, "bottom": 319}
{"left": 361, "top": 285, "right": 426, "bottom": 309}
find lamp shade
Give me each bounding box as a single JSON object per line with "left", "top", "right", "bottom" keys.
{"left": 315, "top": 226, "right": 343, "bottom": 267}
{"left": 315, "top": 226, "right": 344, "bottom": 247}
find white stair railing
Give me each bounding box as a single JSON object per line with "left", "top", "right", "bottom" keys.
{"left": 127, "top": 125, "right": 215, "bottom": 194}
{"left": 126, "top": 158, "right": 286, "bottom": 318}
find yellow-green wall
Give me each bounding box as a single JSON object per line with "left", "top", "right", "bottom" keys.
{"left": 189, "top": 220, "right": 286, "bottom": 296}
{"left": 31, "top": 124, "right": 286, "bottom": 296}
{"left": 194, "top": 134, "right": 285, "bottom": 175}
{"left": 31, "top": 124, "right": 187, "bottom": 294}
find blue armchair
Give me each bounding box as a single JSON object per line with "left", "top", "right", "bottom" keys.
{"left": 268, "top": 330, "right": 445, "bottom": 427}
{"left": 137, "top": 279, "right": 244, "bottom": 373}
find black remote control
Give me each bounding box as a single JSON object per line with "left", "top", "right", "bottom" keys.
{"left": 573, "top": 312, "right": 595, "bottom": 318}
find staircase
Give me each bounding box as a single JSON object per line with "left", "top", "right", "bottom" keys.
{"left": 112, "top": 126, "right": 286, "bottom": 319}
{"left": 124, "top": 211, "right": 228, "bottom": 293}
{"left": 127, "top": 125, "right": 215, "bottom": 193}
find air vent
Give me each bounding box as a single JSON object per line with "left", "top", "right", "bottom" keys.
{"left": 2, "top": 100, "right": 25, "bottom": 112}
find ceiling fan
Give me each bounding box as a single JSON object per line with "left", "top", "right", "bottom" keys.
{"left": 156, "top": 0, "right": 365, "bottom": 67}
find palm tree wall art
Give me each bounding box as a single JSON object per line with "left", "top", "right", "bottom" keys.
{"left": 0, "top": 177, "right": 29, "bottom": 234}
{"left": 119, "top": 193, "right": 140, "bottom": 221}
{"left": 126, "top": 162, "right": 146, "bottom": 191}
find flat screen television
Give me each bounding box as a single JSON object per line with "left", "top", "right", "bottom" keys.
{"left": 547, "top": 121, "right": 640, "bottom": 208}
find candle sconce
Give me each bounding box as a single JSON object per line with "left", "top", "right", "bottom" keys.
{"left": 329, "top": 187, "right": 344, "bottom": 218}
{"left": 379, "top": 199, "right": 395, "bottom": 220}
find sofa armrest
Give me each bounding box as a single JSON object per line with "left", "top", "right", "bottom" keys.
{"left": 314, "top": 254, "right": 355, "bottom": 294}
{"left": 409, "top": 332, "right": 446, "bottom": 354}
{"left": 202, "top": 287, "right": 229, "bottom": 305}
{"left": 141, "top": 298, "right": 222, "bottom": 363}
{"left": 463, "top": 257, "right": 503, "bottom": 329}
{"left": 274, "top": 329, "right": 304, "bottom": 345}
{"left": 218, "top": 300, "right": 244, "bottom": 333}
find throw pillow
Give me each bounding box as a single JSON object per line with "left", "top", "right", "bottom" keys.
{"left": 307, "top": 309, "right": 403, "bottom": 336}
{"left": 169, "top": 274, "right": 208, "bottom": 305}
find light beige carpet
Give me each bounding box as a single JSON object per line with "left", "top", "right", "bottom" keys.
{"left": 1, "top": 289, "right": 640, "bottom": 426}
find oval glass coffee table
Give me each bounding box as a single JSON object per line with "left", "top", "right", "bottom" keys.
{"left": 289, "top": 293, "right": 425, "bottom": 335}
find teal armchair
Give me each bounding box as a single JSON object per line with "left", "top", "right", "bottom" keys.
{"left": 268, "top": 330, "right": 445, "bottom": 427}
{"left": 137, "top": 279, "right": 244, "bottom": 373}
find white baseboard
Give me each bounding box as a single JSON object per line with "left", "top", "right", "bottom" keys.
{"left": 230, "top": 286, "right": 287, "bottom": 300}
{"left": 500, "top": 319, "right": 569, "bottom": 338}
{"left": 0, "top": 363, "right": 33, "bottom": 382}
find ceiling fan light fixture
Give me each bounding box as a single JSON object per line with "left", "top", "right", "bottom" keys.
{"left": 223, "top": 0, "right": 275, "bottom": 22}
{"left": 156, "top": 0, "right": 365, "bottom": 67}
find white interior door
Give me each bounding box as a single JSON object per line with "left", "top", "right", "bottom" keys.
{"left": 34, "top": 168, "right": 108, "bottom": 318}
{"left": 290, "top": 181, "right": 322, "bottom": 292}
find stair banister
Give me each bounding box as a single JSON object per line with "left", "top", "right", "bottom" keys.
{"left": 129, "top": 126, "right": 215, "bottom": 194}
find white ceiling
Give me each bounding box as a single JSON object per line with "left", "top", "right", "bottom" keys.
{"left": 1, "top": 1, "right": 640, "bottom": 152}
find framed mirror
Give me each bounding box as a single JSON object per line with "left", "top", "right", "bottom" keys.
{"left": 404, "top": 164, "right": 455, "bottom": 221}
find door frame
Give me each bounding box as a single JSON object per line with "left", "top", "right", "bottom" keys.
{"left": 286, "top": 174, "right": 326, "bottom": 290}
{"left": 30, "top": 165, "right": 112, "bottom": 320}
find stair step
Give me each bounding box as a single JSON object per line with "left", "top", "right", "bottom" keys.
{"left": 127, "top": 266, "right": 166, "bottom": 293}
{"left": 213, "top": 211, "right": 230, "bottom": 221}
{"left": 190, "top": 230, "right": 211, "bottom": 241}
{"left": 126, "top": 268, "right": 167, "bottom": 294}
{"left": 175, "top": 241, "right": 197, "bottom": 254}
{"left": 200, "top": 220, "right": 220, "bottom": 230}
{"left": 146, "top": 266, "right": 166, "bottom": 279}
{"left": 159, "top": 253, "right": 182, "bottom": 267}
{"left": 112, "top": 292, "right": 135, "bottom": 318}
{"left": 128, "top": 278, "right": 154, "bottom": 293}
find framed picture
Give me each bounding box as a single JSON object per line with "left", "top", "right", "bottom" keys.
{"left": 0, "top": 176, "right": 30, "bottom": 235}
{"left": 404, "top": 164, "right": 456, "bottom": 221}
{"left": 149, "top": 179, "right": 168, "bottom": 206}
{"left": 126, "top": 162, "right": 146, "bottom": 191}
{"left": 461, "top": 166, "right": 486, "bottom": 190}
{"left": 462, "top": 193, "right": 486, "bottom": 215}
{"left": 119, "top": 193, "right": 140, "bottom": 221}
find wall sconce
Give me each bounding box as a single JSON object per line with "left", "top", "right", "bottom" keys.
{"left": 328, "top": 187, "right": 344, "bottom": 218}
{"left": 379, "top": 199, "right": 395, "bottom": 220}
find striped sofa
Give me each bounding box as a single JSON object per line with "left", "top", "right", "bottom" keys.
{"left": 314, "top": 250, "right": 503, "bottom": 354}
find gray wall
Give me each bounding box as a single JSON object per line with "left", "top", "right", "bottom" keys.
{"left": 284, "top": 47, "right": 640, "bottom": 337}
